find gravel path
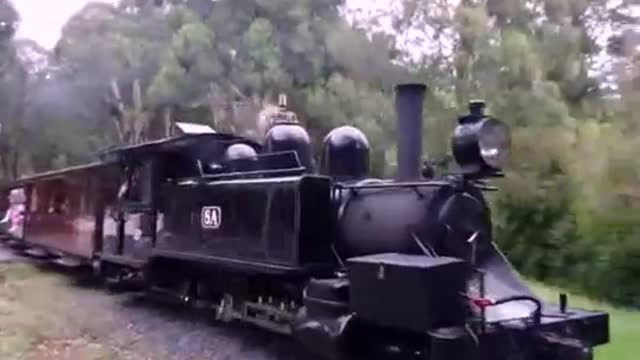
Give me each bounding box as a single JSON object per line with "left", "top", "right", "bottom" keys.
{"left": 0, "top": 242, "right": 312, "bottom": 360}
{"left": 106, "top": 294, "right": 310, "bottom": 360}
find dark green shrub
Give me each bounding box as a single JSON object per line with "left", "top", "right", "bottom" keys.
{"left": 493, "top": 189, "right": 640, "bottom": 308}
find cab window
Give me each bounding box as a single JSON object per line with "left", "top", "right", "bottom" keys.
{"left": 119, "top": 162, "right": 154, "bottom": 205}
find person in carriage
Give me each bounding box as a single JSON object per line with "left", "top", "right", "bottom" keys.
{"left": 0, "top": 188, "right": 26, "bottom": 239}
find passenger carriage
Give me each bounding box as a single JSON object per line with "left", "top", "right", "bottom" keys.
{"left": 2, "top": 163, "right": 119, "bottom": 263}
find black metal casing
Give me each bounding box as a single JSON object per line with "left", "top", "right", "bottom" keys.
{"left": 321, "top": 126, "right": 370, "bottom": 181}
{"left": 155, "top": 174, "right": 335, "bottom": 276}
{"left": 347, "top": 253, "right": 469, "bottom": 332}
{"left": 395, "top": 84, "right": 426, "bottom": 181}
{"left": 335, "top": 183, "right": 492, "bottom": 261}
{"left": 265, "top": 122, "right": 315, "bottom": 173}
{"left": 451, "top": 101, "right": 510, "bottom": 176}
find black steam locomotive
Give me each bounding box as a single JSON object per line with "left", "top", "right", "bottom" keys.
{"left": 0, "top": 83, "right": 608, "bottom": 360}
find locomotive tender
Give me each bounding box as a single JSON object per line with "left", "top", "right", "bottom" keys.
{"left": 0, "top": 83, "right": 609, "bottom": 360}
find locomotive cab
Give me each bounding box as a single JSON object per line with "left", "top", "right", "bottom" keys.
{"left": 97, "top": 133, "right": 265, "bottom": 265}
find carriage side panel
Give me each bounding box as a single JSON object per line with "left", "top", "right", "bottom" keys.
{"left": 23, "top": 164, "right": 119, "bottom": 259}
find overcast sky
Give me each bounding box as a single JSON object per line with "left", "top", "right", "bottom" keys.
{"left": 14, "top": 0, "right": 115, "bottom": 48}
{"left": 13, "top": 0, "right": 379, "bottom": 49}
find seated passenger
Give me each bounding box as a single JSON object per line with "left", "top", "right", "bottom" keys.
{"left": 1, "top": 189, "right": 26, "bottom": 237}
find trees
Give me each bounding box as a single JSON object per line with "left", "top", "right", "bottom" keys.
{"left": 144, "top": 0, "right": 408, "bottom": 171}
{"left": 0, "top": 0, "right": 27, "bottom": 179}
{"left": 55, "top": 2, "right": 173, "bottom": 145}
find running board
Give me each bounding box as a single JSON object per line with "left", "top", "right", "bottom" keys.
{"left": 52, "top": 257, "right": 84, "bottom": 267}
{"left": 100, "top": 254, "right": 146, "bottom": 268}
{"left": 25, "top": 247, "right": 53, "bottom": 258}
{"left": 6, "top": 240, "right": 26, "bottom": 249}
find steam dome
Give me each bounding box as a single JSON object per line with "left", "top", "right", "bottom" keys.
{"left": 264, "top": 123, "right": 314, "bottom": 172}
{"left": 321, "top": 126, "right": 370, "bottom": 181}
{"left": 224, "top": 143, "right": 258, "bottom": 172}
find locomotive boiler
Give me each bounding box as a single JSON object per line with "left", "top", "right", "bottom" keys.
{"left": 0, "top": 82, "right": 609, "bottom": 360}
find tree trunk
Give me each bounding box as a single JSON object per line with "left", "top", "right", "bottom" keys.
{"left": 132, "top": 79, "right": 146, "bottom": 144}
{"left": 163, "top": 106, "right": 173, "bottom": 137}
{"left": 0, "top": 154, "right": 8, "bottom": 181}
{"left": 10, "top": 150, "right": 19, "bottom": 180}
{"left": 208, "top": 83, "right": 217, "bottom": 129}
{"left": 110, "top": 79, "right": 126, "bottom": 143}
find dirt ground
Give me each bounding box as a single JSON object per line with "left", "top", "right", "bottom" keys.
{"left": 0, "top": 245, "right": 309, "bottom": 360}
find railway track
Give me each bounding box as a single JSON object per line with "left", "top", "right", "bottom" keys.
{"left": 0, "top": 241, "right": 310, "bottom": 360}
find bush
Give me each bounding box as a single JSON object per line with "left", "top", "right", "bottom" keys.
{"left": 494, "top": 191, "right": 640, "bottom": 308}
{"left": 493, "top": 190, "right": 578, "bottom": 282}
{"left": 490, "top": 121, "right": 640, "bottom": 308}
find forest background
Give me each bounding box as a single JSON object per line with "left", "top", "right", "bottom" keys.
{"left": 0, "top": 0, "right": 638, "bottom": 307}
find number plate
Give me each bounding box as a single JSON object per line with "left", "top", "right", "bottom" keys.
{"left": 201, "top": 206, "right": 222, "bottom": 229}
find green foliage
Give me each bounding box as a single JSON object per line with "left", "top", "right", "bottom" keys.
{"left": 493, "top": 119, "right": 640, "bottom": 306}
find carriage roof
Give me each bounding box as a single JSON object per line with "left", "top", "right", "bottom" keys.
{"left": 0, "top": 132, "right": 262, "bottom": 190}
{"left": 98, "top": 133, "right": 263, "bottom": 164}
{"left": 2, "top": 161, "right": 113, "bottom": 189}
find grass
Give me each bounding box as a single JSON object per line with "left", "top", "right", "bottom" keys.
{"left": 0, "top": 262, "right": 152, "bottom": 360}
{"left": 529, "top": 280, "right": 640, "bottom": 360}
{"left": 0, "top": 330, "right": 37, "bottom": 360}
{"left": 0, "top": 264, "right": 52, "bottom": 359}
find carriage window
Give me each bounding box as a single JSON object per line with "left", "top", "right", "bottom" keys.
{"left": 31, "top": 184, "right": 47, "bottom": 214}
{"left": 50, "top": 191, "right": 69, "bottom": 214}
{"left": 30, "top": 186, "right": 39, "bottom": 212}
{"left": 33, "top": 185, "right": 50, "bottom": 214}
{"left": 80, "top": 177, "right": 92, "bottom": 214}
{"left": 159, "top": 153, "right": 200, "bottom": 181}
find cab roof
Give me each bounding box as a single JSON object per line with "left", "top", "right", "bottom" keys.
{"left": 98, "top": 133, "right": 263, "bottom": 163}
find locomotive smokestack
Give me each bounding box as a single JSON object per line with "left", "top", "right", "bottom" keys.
{"left": 395, "top": 83, "right": 427, "bottom": 180}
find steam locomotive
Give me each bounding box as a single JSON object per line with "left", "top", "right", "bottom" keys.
{"left": 0, "top": 83, "right": 608, "bottom": 360}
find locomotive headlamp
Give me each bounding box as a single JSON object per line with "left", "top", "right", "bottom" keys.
{"left": 452, "top": 101, "right": 511, "bottom": 175}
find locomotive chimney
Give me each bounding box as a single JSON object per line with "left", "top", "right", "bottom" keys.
{"left": 395, "top": 83, "right": 427, "bottom": 181}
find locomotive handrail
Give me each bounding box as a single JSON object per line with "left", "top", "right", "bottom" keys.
{"left": 216, "top": 150, "right": 303, "bottom": 168}
{"left": 468, "top": 295, "right": 543, "bottom": 327}
{"left": 199, "top": 167, "right": 307, "bottom": 181}
{"left": 336, "top": 181, "right": 452, "bottom": 190}
{"left": 490, "top": 295, "right": 543, "bottom": 325}
{"left": 335, "top": 179, "right": 498, "bottom": 191}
